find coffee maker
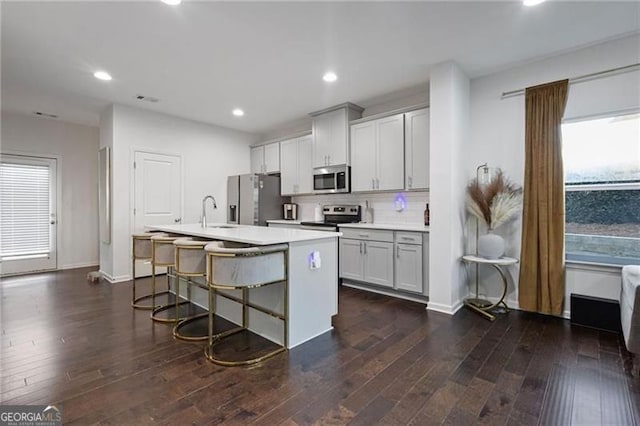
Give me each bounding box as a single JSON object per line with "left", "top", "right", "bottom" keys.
{"left": 283, "top": 203, "right": 298, "bottom": 220}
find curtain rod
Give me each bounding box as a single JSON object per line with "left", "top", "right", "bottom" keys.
{"left": 500, "top": 63, "right": 640, "bottom": 99}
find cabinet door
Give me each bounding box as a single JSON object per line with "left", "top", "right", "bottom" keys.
{"left": 339, "top": 238, "right": 364, "bottom": 280}
{"left": 350, "top": 121, "right": 377, "bottom": 192}
{"left": 297, "top": 135, "right": 313, "bottom": 194}
{"left": 328, "top": 109, "right": 347, "bottom": 165}
{"left": 250, "top": 146, "right": 263, "bottom": 174}
{"left": 376, "top": 113, "right": 405, "bottom": 191}
{"left": 363, "top": 241, "right": 394, "bottom": 288}
{"left": 280, "top": 138, "right": 298, "bottom": 195}
{"left": 313, "top": 109, "right": 347, "bottom": 167}
{"left": 395, "top": 243, "right": 423, "bottom": 293}
{"left": 405, "top": 108, "right": 429, "bottom": 190}
{"left": 264, "top": 142, "right": 280, "bottom": 173}
{"left": 312, "top": 113, "right": 332, "bottom": 168}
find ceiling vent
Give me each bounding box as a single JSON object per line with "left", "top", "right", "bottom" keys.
{"left": 33, "top": 111, "right": 58, "bottom": 118}
{"left": 135, "top": 95, "right": 159, "bottom": 103}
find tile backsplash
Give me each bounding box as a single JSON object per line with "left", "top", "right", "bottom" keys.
{"left": 292, "top": 191, "right": 429, "bottom": 225}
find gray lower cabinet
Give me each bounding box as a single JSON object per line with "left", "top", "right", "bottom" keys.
{"left": 363, "top": 241, "right": 394, "bottom": 288}
{"left": 395, "top": 243, "right": 423, "bottom": 293}
{"left": 339, "top": 238, "right": 394, "bottom": 287}
{"left": 339, "top": 229, "right": 428, "bottom": 297}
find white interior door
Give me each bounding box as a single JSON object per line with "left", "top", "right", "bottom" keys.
{"left": 0, "top": 154, "right": 57, "bottom": 275}
{"left": 133, "top": 151, "right": 182, "bottom": 277}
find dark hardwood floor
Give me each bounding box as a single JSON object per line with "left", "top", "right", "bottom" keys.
{"left": 1, "top": 267, "right": 638, "bottom": 425}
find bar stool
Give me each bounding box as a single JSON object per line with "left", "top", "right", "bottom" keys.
{"left": 172, "top": 238, "right": 216, "bottom": 341}
{"left": 131, "top": 232, "right": 170, "bottom": 309}
{"left": 150, "top": 234, "right": 191, "bottom": 323}
{"left": 204, "top": 243, "right": 288, "bottom": 366}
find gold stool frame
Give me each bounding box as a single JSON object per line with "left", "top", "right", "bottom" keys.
{"left": 173, "top": 241, "right": 213, "bottom": 341}
{"left": 131, "top": 233, "right": 172, "bottom": 310}
{"left": 150, "top": 237, "right": 191, "bottom": 323}
{"left": 204, "top": 246, "right": 288, "bottom": 367}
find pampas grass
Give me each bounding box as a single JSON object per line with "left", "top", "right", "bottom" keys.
{"left": 466, "top": 169, "right": 522, "bottom": 231}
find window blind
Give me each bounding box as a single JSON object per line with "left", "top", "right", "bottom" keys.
{"left": 0, "top": 162, "right": 51, "bottom": 259}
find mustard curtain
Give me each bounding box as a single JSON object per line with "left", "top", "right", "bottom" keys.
{"left": 518, "top": 79, "right": 569, "bottom": 316}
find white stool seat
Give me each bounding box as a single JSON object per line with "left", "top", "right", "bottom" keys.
{"left": 151, "top": 235, "right": 185, "bottom": 266}
{"left": 133, "top": 232, "right": 166, "bottom": 259}
{"left": 621, "top": 265, "right": 640, "bottom": 353}
{"left": 205, "top": 243, "right": 287, "bottom": 288}
{"left": 174, "top": 238, "right": 212, "bottom": 276}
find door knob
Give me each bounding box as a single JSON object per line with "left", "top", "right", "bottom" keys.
{"left": 174, "top": 218, "right": 181, "bottom": 223}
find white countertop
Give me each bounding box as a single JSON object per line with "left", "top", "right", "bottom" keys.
{"left": 338, "top": 223, "right": 430, "bottom": 233}
{"left": 266, "top": 219, "right": 302, "bottom": 225}
{"left": 147, "top": 223, "right": 340, "bottom": 245}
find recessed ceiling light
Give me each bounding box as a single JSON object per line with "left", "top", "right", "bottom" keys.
{"left": 232, "top": 109, "right": 245, "bottom": 117}
{"left": 93, "top": 71, "right": 112, "bottom": 81}
{"left": 523, "top": 0, "right": 545, "bottom": 6}
{"left": 162, "top": 0, "right": 182, "bottom": 5}
{"left": 323, "top": 72, "right": 338, "bottom": 83}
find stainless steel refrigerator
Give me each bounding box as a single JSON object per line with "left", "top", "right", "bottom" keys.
{"left": 227, "top": 174, "right": 290, "bottom": 226}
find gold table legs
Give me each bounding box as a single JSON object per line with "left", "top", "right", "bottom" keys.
{"left": 464, "top": 263, "right": 510, "bottom": 321}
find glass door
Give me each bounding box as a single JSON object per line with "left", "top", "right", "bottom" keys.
{"left": 0, "top": 154, "right": 57, "bottom": 275}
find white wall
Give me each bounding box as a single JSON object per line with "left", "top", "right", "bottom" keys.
{"left": 99, "top": 104, "right": 257, "bottom": 282}
{"left": 467, "top": 34, "right": 640, "bottom": 316}
{"left": 427, "top": 61, "right": 470, "bottom": 315}
{"left": 1, "top": 111, "right": 100, "bottom": 269}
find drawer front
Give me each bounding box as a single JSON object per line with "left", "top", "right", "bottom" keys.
{"left": 340, "top": 228, "right": 394, "bottom": 242}
{"left": 395, "top": 232, "right": 422, "bottom": 245}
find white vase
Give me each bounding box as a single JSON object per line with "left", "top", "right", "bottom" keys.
{"left": 478, "top": 232, "right": 505, "bottom": 259}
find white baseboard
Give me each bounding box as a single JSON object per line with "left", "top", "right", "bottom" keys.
{"left": 426, "top": 300, "right": 464, "bottom": 316}
{"left": 99, "top": 270, "right": 130, "bottom": 283}
{"left": 60, "top": 262, "right": 99, "bottom": 270}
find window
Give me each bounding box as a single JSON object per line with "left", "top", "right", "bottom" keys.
{"left": 562, "top": 112, "right": 640, "bottom": 266}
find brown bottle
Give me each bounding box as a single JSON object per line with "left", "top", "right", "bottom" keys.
{"left": 424, "top": 203, "right": 430, "bottom": 226}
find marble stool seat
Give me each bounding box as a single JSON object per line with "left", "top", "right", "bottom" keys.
{"left": 204, "top": 243, "right": 289, "bottom": 366}
{"left": 150, "top": 235, "right": 192, "bottom": 323}
{"left": 131, "top": 231, "right": 169, "bottom": 309}
{"left": 621, "top": 265, "right": 640, "bottom": 375}
{"left": 172, "top": 238, "right": 216, "bottom": 341}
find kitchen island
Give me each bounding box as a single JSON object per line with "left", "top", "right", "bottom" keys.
{"left": 146, "top": 223, "right": 340, "bottom": 348}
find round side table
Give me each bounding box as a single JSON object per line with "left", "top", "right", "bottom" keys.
{"left": 462, "top": 255, "right": 519, "bottom": 321}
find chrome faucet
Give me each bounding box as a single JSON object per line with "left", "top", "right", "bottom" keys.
{"left": 201, "top": 195, "right": 218, "bottom": 228}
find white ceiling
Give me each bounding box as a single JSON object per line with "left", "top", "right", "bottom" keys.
{"left": 2, "top": 1, "right": 638, "bottom": 135}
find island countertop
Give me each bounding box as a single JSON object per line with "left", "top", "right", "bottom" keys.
{"left": 146, "top": 223, "right": 341, "bottom": 245}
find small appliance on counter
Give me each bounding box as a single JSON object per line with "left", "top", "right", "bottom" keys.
{"left": 283, "top": 203, "right": 298, "bottom": 220}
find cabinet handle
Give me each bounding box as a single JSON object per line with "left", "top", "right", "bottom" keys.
{"left": 359, "top": 241, "right": 363, "bottom": 254}
{"left": 359, "top": 234, "right": 369, "bottom": 238}
{"left": 363, "top": 242, "right": 367, "bottom": 255}
{"left": 401, "top": 236, "right": 413, "bottom": 241}
{"left": 408, "top": 176, "right": 413, "bottom": 188}
{"left": 376, "top": 178, "right": 379, "bottom": 189}
{"left": 397, "top": 245, "right": 400, "bottom": 258}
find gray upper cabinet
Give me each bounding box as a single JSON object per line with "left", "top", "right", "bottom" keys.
{"left": 250, "top": 142, "right": 280, "bottom": 174}
{"left": 310, "top": 103, "right": 363, "bottom": 168}
{"left": 350, "top": 113, "right": 405, "bottom": 192}
{"left": 280, "top": 135, "right": 312, "bottom": 195}
{"left": 404, "top": 108, "right": 430, "bottom": 190}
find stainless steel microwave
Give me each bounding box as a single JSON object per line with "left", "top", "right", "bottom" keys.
{"left": 313, "top": 165, "right": 350, "bottom": 194}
